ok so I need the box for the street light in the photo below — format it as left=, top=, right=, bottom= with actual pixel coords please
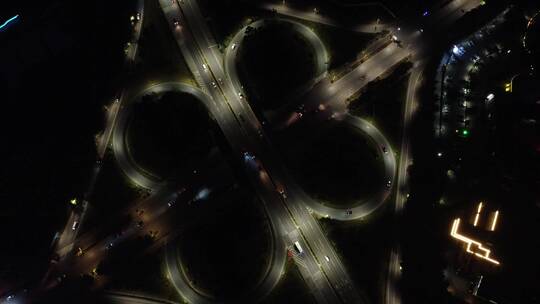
left=70, top=198, right=78, bottom=205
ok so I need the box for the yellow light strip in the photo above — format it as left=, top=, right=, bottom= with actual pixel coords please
left=473, top=213, right=480, bottom=226
left=490, top=211, right=499, bottom=231
left=473, top=202, right=483, bottom=226
left=450, top=218, right=500, bottom=265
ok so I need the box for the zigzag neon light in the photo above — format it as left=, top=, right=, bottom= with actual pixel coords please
left=450, top=218, right=500, bottom=265
left=0, top=15, right=19, bottom=30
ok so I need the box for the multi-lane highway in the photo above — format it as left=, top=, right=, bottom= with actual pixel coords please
left=268, top=32, right=414, bottom=130
left=159, top=0, right=364, bottom=303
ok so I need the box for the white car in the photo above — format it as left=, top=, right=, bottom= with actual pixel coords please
left=231, top=43, right=237, bottom=50
left=72, top=221, right=79, bottom=230
left=294, top=241, right=304, bottom=254
left=202, top=63, right=208, bottom=70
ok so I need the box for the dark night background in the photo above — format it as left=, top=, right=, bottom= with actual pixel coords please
left=0, top=0, right=133, bottom=299
left=0, top=0, right=538, bottom=303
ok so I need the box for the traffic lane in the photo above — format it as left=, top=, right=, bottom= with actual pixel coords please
left=270, top=42, right=411, bottom=127
left=162, top=2, right=296, bottom=302
left=256, top=147, right=361, bottom=302
left=179, top=0, right=226, bottom=81
left=238, top=122, right=344, bottom=302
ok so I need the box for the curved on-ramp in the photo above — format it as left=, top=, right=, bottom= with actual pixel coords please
left=307, top=114, right=396, bottom=220
left=115, top=82, right=286, bottom=303
left=224, top=17, right=329, bottom=110
left=113, top=82, right=214, bottom=191
left=165, top=230, right=285, bottom=304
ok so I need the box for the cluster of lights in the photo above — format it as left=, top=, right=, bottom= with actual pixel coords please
left=450, top=202, right=501, bottom=265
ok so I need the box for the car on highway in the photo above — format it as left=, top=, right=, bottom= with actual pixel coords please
left=325, top=255, right=330, bottom=262
left=294, top=241, right=304, bottom=254
left=382, top=146, right=388, bottom=154
left=202, top=63, right=208, bottom=70
left=238, top=92, right=244, bottom=99
left=72, top=221, right=79, bottom=230
left=386, top=180, right=392, bottom=188
left=231, top=43, right=236, bottom=50
left=173, top=18, right=180, bottom=27
left=168, top=200, right=175, bottom=207
left=211, top=81, right=217, bottom=88
left=277, top=187, right=287, bottom=199
left=243, top=151, right=255, bottom=162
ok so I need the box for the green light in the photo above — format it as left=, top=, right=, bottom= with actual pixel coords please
left=462, top=129, right=469, bottom=136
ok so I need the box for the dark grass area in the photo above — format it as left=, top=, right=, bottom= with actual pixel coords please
left=82, top=154, right=140, bottom=234
left=198, top=0, right=260, bottom=44
left=96, top=237, right=180, bottom=302
left=261, top=260, right=315, bottom=304
left=132, top=0, right=193, bottom=85
left=177, top=188, right=272, bottom=300
left=320, top=207, right=394, bottom=304
left=282, top=121, right=385, bottom=207
left=127, top=91, right=215, bottom=181
left=348, top=61, right=412, bottom=146
left=237, top=20, right=316, bottom=111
